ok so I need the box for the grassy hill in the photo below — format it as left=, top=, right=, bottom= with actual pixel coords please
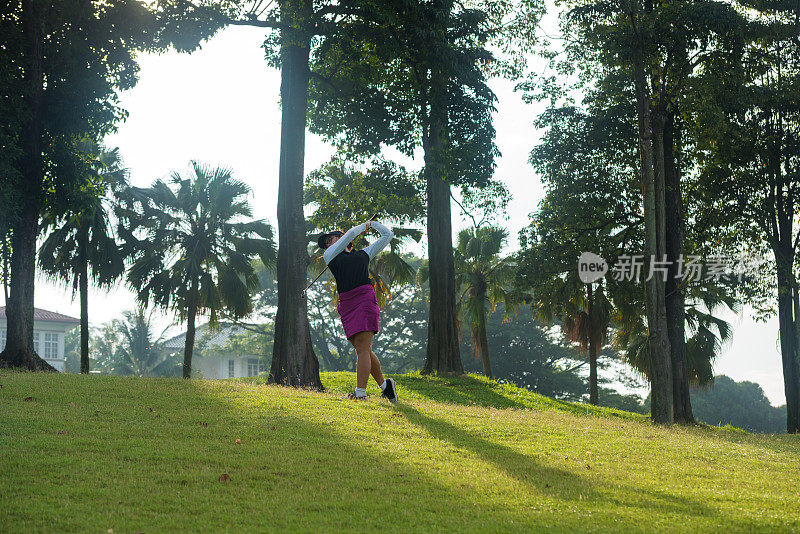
left=1, top=371, right=798, bottom=533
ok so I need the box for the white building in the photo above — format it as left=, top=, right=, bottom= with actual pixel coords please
left=163, top=322, right=266, bottom=379
left=0, top=307, right=80, bottom=372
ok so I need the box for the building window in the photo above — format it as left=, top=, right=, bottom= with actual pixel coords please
left=33, top=332, right=40, bottom=354
left=247, top=358, right=263, bottom=377
left=43, top=332, right=59, bottom=359
left=0, top=329, right=5, bottom=350
left=228, top=359, right=235, bottom=378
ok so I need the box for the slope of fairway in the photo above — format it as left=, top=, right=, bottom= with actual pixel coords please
left=1, top=371, right=798, bottom=533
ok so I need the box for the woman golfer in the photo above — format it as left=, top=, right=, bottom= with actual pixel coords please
left=318, top=219, right=397, bottom=402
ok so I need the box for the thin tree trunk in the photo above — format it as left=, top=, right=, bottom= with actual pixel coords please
left=663, top=115, right=693, bottom=423
left=183, top=279, right=199, bottom=379
left=79, top=225, right=89, bottom=374
left=472, top=287, right=492, bottom=379
left=2, top=237, right=9, bottom=303
left=479, top=322, right=491, bottom=379
left=0, top=0, right=54, bottom=372
left=632, top=46, right=672, bottom=423
left=776, top=250, right=800, bottom=433
left=269, top=0, right=323, bottom=389
left=588, top=283, right=599, bottom=405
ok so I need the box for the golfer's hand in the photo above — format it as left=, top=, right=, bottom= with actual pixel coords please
left=365, top=220, right=372, bottom=232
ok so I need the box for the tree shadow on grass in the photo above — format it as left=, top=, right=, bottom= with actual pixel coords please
left=394, top=403, right=736, bottom=527
left=397, top=374, right=532, bottom=410
left=396, top=374, right=645, bottom=422
left=395, top=403, right=594, bottom=496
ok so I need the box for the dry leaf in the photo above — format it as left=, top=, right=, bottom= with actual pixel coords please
left=219, top=473, right=231, bottom=482
left=24, top=396, right=33, bottom=402
left=58, top=430, right=68, bottom=435
left=235, top=439, right=241, bottom=444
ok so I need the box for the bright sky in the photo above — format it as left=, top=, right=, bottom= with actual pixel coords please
left=9, top=24, right=785, bottom=406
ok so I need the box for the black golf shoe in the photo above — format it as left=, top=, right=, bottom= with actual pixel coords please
left=381, top=378, right=397, bottom=404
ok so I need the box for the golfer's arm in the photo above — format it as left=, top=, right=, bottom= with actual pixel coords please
left=323, top=223, right=366, bottom=264
left=364, top=221, right=394, bottom=259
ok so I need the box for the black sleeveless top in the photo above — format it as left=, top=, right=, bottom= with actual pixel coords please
left=328, top=249, right=372, bottom=294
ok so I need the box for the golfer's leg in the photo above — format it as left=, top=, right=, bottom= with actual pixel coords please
left=369, top=350, right=384, bottom=386
left=351, top=332, right=373, bottom=390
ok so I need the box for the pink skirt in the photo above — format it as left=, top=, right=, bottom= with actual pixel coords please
left=337, top=284, right=380, bottom=339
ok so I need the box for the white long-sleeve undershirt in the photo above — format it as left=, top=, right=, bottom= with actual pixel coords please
left=323, top=221, right=395, bottom=264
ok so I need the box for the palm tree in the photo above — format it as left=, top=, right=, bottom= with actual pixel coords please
left=125, top=162, right=276, bottom=378
left=453, top=226, right=520, bottom=379
left=38, top=141, right=127, bottom=374
left=112, top=309, right=179, bottom=377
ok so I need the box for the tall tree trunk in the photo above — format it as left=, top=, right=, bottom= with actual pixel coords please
left=0, top=0, right=53, bottom=371
left=587, top=283, right=599, bottom=405
left=183, top=278, right=199, bottom=379
left=422, top=117, right=463, bottom=375
left=776, top=248, right=800, bottom=433
left=269, top=0, right=323, bottom=389
left=663, top=115, right=693, bottom=423
left=632, top=46, right=672, bottom=423
left=79, top=226, right=89, bottom=374
left=793, top=283, right=800, bottom=428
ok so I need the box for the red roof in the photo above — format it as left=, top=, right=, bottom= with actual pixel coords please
left=0, top=306, right=80, bottom=324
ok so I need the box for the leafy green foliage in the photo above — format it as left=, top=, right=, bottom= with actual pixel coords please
left=304, top=157, right=425, bottom=248
left=0, top=0, right=160, bottom=205
left=306, top=0, right=499, bottom=188
left=690, top=375, right=787, bottom=434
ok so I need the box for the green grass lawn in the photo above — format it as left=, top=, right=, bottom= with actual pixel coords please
left=1, top=371, right=797, bottom=533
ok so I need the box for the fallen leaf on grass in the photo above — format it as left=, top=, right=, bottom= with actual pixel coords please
left=219, top=473, right=231, bottom=482
left=24, top=396, right=33, bottom=402
left=235, top=439, right=241, bottom=444
left=69, top=402, right=75, bottom=407
left=58, top=430, right=68, bottom=435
